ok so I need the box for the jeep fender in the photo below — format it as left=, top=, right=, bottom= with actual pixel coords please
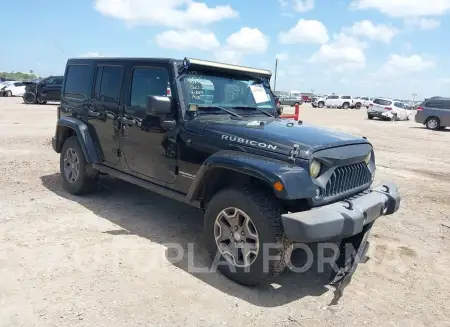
left=187, top=150, right=317, bottom=202
left=54, top=117, right=101, bottom=163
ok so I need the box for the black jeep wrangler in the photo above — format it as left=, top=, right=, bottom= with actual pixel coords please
left=23, top=76, right=63, bottom=104
left=52, top=57, right=400, bottom=293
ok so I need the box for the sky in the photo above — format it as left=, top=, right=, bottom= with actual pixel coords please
left=2, top=0, right=450, bottom=99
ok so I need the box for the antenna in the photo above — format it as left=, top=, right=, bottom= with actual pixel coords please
left=40, top=22, right=69, bottom=58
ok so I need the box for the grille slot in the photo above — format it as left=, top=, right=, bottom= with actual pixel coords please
left=324, top=162, right=371, bottom=198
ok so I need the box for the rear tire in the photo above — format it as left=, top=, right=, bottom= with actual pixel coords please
left=23, top=92, right=37, bottom=104
left=368, top=115, right=374, bottom=120
left=204, top=187, right=290, bottom=286
left=5, top=90, right=12, bottom=97
left=60, top=136, right=99, bottom=195
left=354, top=102, right=361, bottom=109
left=342, top=103, right=349, bottom=109
left=426, top=117, right=440, bottom=130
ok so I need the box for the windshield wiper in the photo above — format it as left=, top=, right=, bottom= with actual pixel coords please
left=232, top=105, right=274, bottom=117
left=197, top=105, right=243, bottom=119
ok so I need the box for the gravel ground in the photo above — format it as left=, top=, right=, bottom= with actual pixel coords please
left=1, top=97, right=450, bottom=327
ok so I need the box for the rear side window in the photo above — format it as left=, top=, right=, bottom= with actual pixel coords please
left=373, top=98, right=392, bottom=106
left=425, top=99, right=450, bottom=109
left=342, top=96, right=351, bottom=99
left=394, top=102, right=405, bottom=109
left=64, top=65, right=91, bottom=96
left=93, top=65, right=123, bottom=103
left=14, top=82, right=24, bottom=87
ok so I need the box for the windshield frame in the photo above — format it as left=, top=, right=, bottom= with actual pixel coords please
left=176, top=68, right=277, bottom=119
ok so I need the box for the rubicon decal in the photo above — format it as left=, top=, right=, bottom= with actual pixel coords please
left=221, top=135, right=277, bottom=150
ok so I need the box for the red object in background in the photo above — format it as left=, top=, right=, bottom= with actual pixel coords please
left=301, top=95, right=310, bottom=102
left=384, top=107, right=392, bottom=110
left=280, top=103, right=300, bottom=120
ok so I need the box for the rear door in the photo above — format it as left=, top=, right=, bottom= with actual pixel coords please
left=90, top=63, right=124, bottom=166
left=425, top=99, right=450, bottom=126
left=40, top=76, right=63, bottom=101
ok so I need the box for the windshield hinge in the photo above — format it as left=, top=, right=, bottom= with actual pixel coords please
left=288, top=144, right=300, bottom=162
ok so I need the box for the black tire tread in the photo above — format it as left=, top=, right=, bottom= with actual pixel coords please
left=60, top=136, right=98, bottom=195
left=205, top=186, right=291, bottom=286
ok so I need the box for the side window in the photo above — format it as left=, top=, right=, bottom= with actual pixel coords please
left=443, top=100, right=450, bottom=109
left=130, top=66, right=169, bottom=109
left=94, top=65, right=122, bottom=103
left=425, top=100, right=442, bottom=108
left=64, top=65, right=91, bottom=96
left=54, top=78, right=63, bottom=85
left=394, top=102, right=405, bottom=108
left=14, top=82, right=24, bottom=87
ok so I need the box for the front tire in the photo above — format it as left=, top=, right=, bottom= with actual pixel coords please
left=204, top=187, right=290, bottom=286
left=60, top=136, right=99, bottom=195
left=318, top=102, right=324, bottom=108
left=342, top=102, right=349, bottom=109
left=355, top=102, right=361, bottom=109
left=368, top=114, right=374, bottom=120
left=5, top=90, right=12, bottom=97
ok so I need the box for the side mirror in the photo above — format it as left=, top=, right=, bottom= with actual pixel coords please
left=146, top=95, right=172, bottom=116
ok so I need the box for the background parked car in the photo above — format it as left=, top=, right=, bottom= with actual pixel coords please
left=279, top=96, right=303, bottom=106
left=415, top=96, right=450, bottom=130
left=0, top=81, right=26, bottom=97
left=367, top=98, right=409, bottom=121
left=23, top=75, right=63, bottom=104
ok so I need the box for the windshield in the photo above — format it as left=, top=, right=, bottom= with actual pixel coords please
left=180, top=72, right=276, bottom=116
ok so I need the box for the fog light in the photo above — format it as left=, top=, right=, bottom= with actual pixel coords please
left=310, top=160, right=321, bottom=178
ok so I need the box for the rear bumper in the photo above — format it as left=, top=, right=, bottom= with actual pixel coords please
left=281, top=181, right=400, bottom=243
left=414, top=112, right=426, bottom=124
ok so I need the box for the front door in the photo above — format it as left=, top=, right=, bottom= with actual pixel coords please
left=90, top=64, right=124, bottom=166
left=121, top=64, right=177, bottom=184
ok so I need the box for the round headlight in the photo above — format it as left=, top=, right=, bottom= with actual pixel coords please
left=364, top=152, right=372, bottom=165
left=310, top=160, right=321, bottom=178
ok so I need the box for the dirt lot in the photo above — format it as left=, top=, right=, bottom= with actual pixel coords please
left=1, top=97, right=449, bottom=327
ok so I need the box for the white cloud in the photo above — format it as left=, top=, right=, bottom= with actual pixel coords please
left=225, top=27, right=269, bottom=53
left=279, top=19, right=329, bottom=44
left=439, top=77, right=450, bottom=84
left=404, top=18, right=441, bottom=30
left=94, top=0, right=238, bottom=29
left=276, top=52, right=290, bottom=61
left=376, top=54, right=435, bottom=76
left=214, top=49, right=242, bottom=65
left=155, top=30, right=220, bottom=50
left=309, top=33, right=367, bottom=71
left=350, top=0, right=450, bottom=17
left=279, top=0, right=315, bottom=12
left=344, top=20, right=399, bottom=43
left=214, top=27, right=269, bottom=64
left=80, top=52, right=104, bottom=57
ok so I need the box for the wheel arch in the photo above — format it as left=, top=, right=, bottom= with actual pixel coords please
left=54, top=117, right=101, bottom=163
left=186, top=150, right=317, bottom=208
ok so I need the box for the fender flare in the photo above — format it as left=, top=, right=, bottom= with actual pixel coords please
left=54, top=117, right=101, bottom=163
left=186, top=150, right=317, bottom=202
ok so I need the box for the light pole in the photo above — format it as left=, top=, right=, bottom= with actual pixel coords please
left=273, top=58, right=278, bottom=92
left=412, top=93, right=417, bottom=102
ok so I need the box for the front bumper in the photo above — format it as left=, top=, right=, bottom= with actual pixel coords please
left=281, top=181, right=400, bottom=243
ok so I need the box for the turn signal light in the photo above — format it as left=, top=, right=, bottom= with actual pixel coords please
left=273, top=181, right=284, bottom=192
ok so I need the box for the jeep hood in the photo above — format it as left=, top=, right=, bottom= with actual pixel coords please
left=197, top=117, right=369, bottom=159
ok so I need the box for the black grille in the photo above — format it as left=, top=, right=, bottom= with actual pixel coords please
left=323, top=162, right=371, bottom=198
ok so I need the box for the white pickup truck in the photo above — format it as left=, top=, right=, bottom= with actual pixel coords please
left=313, top=95, right=361, bottom=109
left=355, top=97, right=373, bottom=108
